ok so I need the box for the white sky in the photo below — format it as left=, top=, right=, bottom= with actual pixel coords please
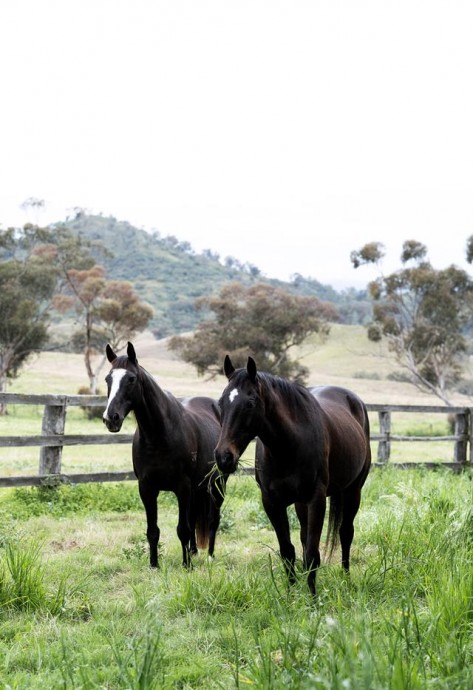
left=1, top=0, right=472, bottom=288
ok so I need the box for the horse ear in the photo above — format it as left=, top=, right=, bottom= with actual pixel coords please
left=127, top=342, right=138, bottom=364
left=223, top=354, right=235, bottom=379
left=247, top=357, right=257, bottom=382
left=106, top=344, right=117, bottom=362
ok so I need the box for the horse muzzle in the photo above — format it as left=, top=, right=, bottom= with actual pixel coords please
left=214, top=447, right=240, bottom=474
left=103, top=413, right=123, bottom=433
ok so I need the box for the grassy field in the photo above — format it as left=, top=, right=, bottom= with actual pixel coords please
left=0, top=469, right=471, bottom=689
left=0, top=327, right=471, bottom=688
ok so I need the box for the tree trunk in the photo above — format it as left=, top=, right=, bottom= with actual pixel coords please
left=0, top=372, right=7, bottom=415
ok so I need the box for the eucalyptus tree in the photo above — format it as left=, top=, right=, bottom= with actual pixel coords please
left=168, top=282, right=339, bottom=383
left=0, top=223, right=153, bottom=403
left=351, top=240, right=473, bottom=404
left=0, top=227, right=53, bottom=407
left=54, top=268, right=153, bottom=393
left=0, top=224, right=96, bottom=410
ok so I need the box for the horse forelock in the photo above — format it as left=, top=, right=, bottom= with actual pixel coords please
left=110, top=354, right=138, bottom=372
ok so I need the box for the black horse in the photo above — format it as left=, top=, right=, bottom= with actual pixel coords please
left=103, top=342, right=228, bottom=568
left=214, top=355, right=371, bottom=595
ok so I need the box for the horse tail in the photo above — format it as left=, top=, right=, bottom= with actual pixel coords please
left=348, top=394, right=372, bottom=470
left=362, top=401, right=372, bottom=470
left=325, top=491, right=343, bottom=560
left=195, top=489, right=210, bottom=550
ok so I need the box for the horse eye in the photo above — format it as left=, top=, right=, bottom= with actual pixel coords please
left=127, top=375, right=136, bottom=385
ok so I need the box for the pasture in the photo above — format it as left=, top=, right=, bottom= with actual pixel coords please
left=0, top=326, right=472, bottom=688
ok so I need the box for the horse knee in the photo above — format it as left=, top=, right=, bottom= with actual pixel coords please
left=177, top=523, right=190, bottom=543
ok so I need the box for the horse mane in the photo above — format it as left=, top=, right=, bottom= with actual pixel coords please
left=262, top=372, right=315, bottom=416
left=111, top=355, right=175, bottom=408
left=231, top=368, right=315, bottom=419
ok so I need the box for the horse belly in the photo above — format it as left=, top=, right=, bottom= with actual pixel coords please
left=327, top=426, right=368, bottom=490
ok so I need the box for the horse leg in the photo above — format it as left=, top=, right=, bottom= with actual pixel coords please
left=138, top=481, right=160, bottom=569
left=188, top=494, right=198, bottom=556
left=261, top=493, right=296, bottom=584
left=208, top=475, right=227, bottom=558
left=339, top=484, right=362, bottom=572
left=176, top=484, right=193, bottom=567
left=295, top=502, right=308, bottom=566
left=304, top=484, right=327, bottom=596
left=207, top=502, right=221, bottom=559
left=208, top=475, right=225, bottom=558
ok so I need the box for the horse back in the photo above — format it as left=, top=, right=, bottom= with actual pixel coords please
left=181, top=395, right=221, bottom=456
left=309, top=385, right=371, bottom=486
left=181, top=395, right=220, bottom=427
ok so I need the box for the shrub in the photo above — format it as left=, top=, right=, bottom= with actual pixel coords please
left=77, top=386, right=104, bottom=420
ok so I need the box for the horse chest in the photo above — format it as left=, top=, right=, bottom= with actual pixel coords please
left=133, top=436, right=198, bottom=487
left=257, top=456, right=319, bottom=504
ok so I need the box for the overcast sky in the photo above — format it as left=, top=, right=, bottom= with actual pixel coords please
left=1, top=0, right=472, bottom=288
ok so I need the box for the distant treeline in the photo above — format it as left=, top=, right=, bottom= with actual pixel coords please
left=63, top=212, right=372, bottom=338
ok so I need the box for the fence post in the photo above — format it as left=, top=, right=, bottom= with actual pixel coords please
left=469, top=409, right=473, bottom=466
left=377, top=409, right=391, bottom=464
left=453, top=410, right=468, bottom=467
left=39, top=399, right=67, bottom=475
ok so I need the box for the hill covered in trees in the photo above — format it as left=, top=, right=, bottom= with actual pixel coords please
left=61, top=212, right=371, bottom=338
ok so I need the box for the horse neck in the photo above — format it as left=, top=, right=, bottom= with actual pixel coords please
left=134, top=370, right=181, bottom=438
left=259, top=377, right=312, bottom=447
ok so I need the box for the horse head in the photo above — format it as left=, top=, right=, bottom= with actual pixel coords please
left=103, top=341, right=141, bottom=432
left=214, top=354, right=263, bottom=474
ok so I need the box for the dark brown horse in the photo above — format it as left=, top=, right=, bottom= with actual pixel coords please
left=214, top=356, right=371, bottom=595
left=103, top=342, right=228, bottom=568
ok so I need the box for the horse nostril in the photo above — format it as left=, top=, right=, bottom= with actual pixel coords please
left=112, top=413, right=120, bottom=423
left=215, top=448, right=238, bottom=474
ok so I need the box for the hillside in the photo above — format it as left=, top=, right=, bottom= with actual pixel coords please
left=59, top=213, right=371, bottom=337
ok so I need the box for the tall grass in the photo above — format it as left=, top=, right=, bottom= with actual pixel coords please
left=0, top=468, right=471, bottom=688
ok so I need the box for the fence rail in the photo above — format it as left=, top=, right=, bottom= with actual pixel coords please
left=0, top=393, right=471, bottom=487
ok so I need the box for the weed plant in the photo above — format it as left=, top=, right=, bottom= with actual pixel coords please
left=0, top=468, right=470, bottom=688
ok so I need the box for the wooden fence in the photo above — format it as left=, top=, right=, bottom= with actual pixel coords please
left=0, top=394, right=471, bottom=488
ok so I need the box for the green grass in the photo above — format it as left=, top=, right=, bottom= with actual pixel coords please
left=0, top=468, right=470, bottom=688
left=0, top=332, right=471, bottom=686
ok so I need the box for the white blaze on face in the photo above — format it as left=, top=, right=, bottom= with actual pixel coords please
left=228, top=388, right=239, bottom=404
left=103, top=369, right=128, bottom=420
